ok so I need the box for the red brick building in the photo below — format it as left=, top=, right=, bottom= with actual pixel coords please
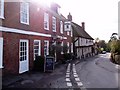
left=0, top=1, right=73, bottom=75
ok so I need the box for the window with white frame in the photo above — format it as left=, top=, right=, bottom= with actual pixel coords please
left=20, top=2, right=29, bottom=25
left=71, top=43, right=73, bottom=53
left=60, top=21, right=63, bottom=34
left=44, top=12, right=49, bottom=30
left=34, top=40, right=41, bottom=60
left=71, top=29, right=73, bottom=37
left=0, top=0, right=4, bottom=19
left=61, top=41, right=63, bottom=54
left=44, top=40, right=49, bottom=57
left=0, top=38, right=3, bottom=68
left=52, top=16, right=56, bottom=32
left=67, top=31, right=69, bottom=35
left=67, top=42, right=69, bottom=53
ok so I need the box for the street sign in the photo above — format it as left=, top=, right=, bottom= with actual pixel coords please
left=44, top=56, right=55, bottom=72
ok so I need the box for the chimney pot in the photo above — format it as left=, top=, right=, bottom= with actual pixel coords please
left=82, top=22, right=85, bottom=30
left=67, top=13, right=72, bottom=21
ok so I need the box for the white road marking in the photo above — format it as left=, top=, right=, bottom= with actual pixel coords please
left=75, top=78, right=80, bottom=81
left=66, top=63, right=85, bottom=89
left=74, top=74, right=78, bottom=77
left=66, top=74, right=70, bottom=77
left=73, top=70, right=76, bottom=72
left=73, top=71, right=76, bottom=73
left=73, top=72, right=77, bottom=74
left=66, top=78, right=71, bottom=81
left=66, top=72, right=70, bottom=75
left=67, top=71, right=70, bottom=73
left=77, top=82, right=83, bottom=86
left=67, top=82, right=72, bottom=86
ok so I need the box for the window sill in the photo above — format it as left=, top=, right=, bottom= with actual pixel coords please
left=20, top=21, right=29, bottom=25
left=44, top=28, right=49, bottom=30
left=52, top=30, right=56, bottom=32
left=0, top=16, right=5, bottom=19
left=0, top=66, right=4, bottom=69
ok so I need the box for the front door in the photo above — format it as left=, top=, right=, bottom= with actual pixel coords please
left=19, top=40, right=29, bottom=74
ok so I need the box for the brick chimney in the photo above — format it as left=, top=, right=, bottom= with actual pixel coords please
left=67, top=13, right=72, bottom=21
left=82, top=22, right=85, bottom=30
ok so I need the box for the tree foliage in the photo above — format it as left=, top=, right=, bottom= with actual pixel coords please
left=110, top=40, right=120, bottom=54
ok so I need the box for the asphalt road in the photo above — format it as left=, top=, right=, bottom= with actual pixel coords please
left=4, top=53, right=120, bottom=89
left=76, top=53, right=119, bottom=89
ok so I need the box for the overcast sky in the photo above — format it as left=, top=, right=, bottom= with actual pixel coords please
left=50, top=0, right=119, bottom=42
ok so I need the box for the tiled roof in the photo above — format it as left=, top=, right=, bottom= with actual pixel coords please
left=72, top=22, right=94, bottom=40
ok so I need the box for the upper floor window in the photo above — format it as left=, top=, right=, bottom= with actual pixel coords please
left=52, top=16, right=56, bottom=32
left=60, top=21, right=63, bottom=34
left=20, top=2, right=29, bottom=25
left=44, top=12, right=49, bottom=30
left=0, top=0, right=4, bottom=19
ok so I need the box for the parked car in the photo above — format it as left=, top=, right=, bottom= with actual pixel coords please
left=102, top=51, right=106, bottom=54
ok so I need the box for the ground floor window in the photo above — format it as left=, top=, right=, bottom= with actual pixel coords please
left=61, top=41, right=63, bottom=54
left=44, top=40, right=49, bottom=57
left=0, top=37, right=3, bottom=68
left=67, top=42, right=69, bottom=53
left=34, top=40, right=41, bottom=60
left=71, top=43, right=73, bottom=53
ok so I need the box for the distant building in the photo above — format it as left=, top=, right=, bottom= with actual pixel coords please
left=71, top=22, right=94, bottom=59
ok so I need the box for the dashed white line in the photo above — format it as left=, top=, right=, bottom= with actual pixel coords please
left=73, top=72, right=77, bottom=74
left=66, top=63, right=85, bottom=89
left=66, top=78, right=71, bottom=81
left=67, top=82, right=72, bottom=86
left=66, top=74, right=70, bottom=77
left=73, top=74, right=78, bottom=77
left=66, top=72, right=70, bottom=75
left=77, top=82, right=83, bottom=86
left=67, top=71, right=70, bottom=73
left=75, top=77, right=80, bottom=81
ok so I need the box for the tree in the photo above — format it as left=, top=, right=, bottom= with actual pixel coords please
left=111, top=40, right=120, bottom=54
left=110, top=33, right=118, bottom=41
left=98, top=40, right=107, bottom=51
left=95, top=37, right=100, bottom=43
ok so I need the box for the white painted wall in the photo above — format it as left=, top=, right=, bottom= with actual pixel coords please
left=0, top=37, right=3, bottom=68
left=79, top=37, right=93, bottom=46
